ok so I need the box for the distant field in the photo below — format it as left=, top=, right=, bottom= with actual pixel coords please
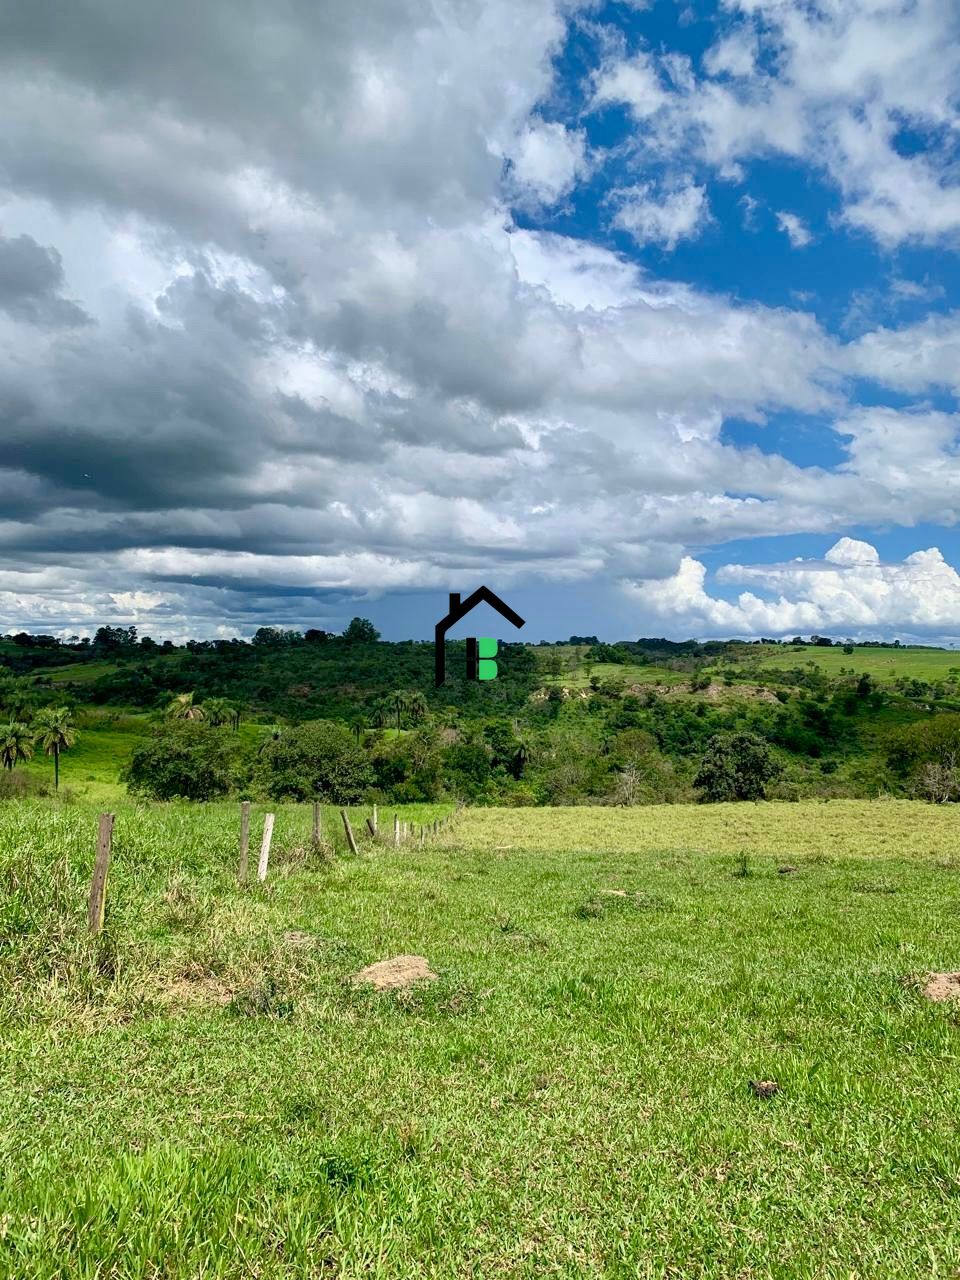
left=33, top=659, right=120, bottom=684
left=2, top=797, right=960, bottom=1276
left=18, top=713, right=273, bottom=804
left=542, top=661, right=686, bottom=689
left=735, top=644, right=960, bottom=682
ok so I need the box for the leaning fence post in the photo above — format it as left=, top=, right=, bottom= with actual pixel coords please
left=341, top=809, right=359, bottom=855
left=365, top=817, right=376, bottom=839
left=312, top=801, right=322, bottom=845
left=239, top=800, right=251, bottom=881
left=88, top=812, right=114, bottom=935
left=257, top=813, right=275, bottom=883
left=394, top=813, right=400, bottom=847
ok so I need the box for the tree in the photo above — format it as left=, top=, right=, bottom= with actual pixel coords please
left=124, top=722, right=241, bottom=801
left=0, top=721, right=34, bottom=772
left=203, top=697, right=231, bottom=727
left=255, top=720, right=373, bottom=802
left=343, top=617, right=380, bottom=644
left=166, top=692, right=205, bottom=721
left=693, top=731, right=781, bottom=803
left=389, top=689, right=408, bottom=733
left=92, top=625, right=138, bottom=654
left=405, top=690, right=429, bottom=725
left=32, top=706, right=78, bottom=790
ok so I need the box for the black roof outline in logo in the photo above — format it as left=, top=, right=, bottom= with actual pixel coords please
left=435, top=587, right=525, bottom=686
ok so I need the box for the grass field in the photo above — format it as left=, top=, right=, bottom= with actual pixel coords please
left=2, top=798, right=960, bottom=1276
left=17, top=713, right=274, bottom=805
left=738, top=644, right=960, bottom=682
left=551, top=661, right=686, bottom=690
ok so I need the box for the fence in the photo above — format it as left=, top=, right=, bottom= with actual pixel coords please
left=85, top=802, right=459, bottom=934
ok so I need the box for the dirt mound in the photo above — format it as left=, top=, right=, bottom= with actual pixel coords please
left=922, top=972, right=960, bottom=1002
left=350, top=955, right=437, bottom=992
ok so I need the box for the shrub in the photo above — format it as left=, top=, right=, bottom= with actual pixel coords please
left=123, top=722, right=241, bottom=800
left=255, top=720, right=373, bottom=802
left=693, top=731, right=782, bottom=803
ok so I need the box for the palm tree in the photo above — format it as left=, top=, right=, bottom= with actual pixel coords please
left=32, top=706, right=77, bottom=790
left=203, top=697, right=230, bottom=727
left=348, top=714, right=366, bottom=746
left=372, top=700, right=391, bottom=730
left=389, top=689, right=408, bottom=733
left=227, top=700, right=244, bottom=732
left=166, top=692, right=205, bottom=721
left=0, top=721, right=34, bottom=772
left=405, top=691, right=429, bottom=725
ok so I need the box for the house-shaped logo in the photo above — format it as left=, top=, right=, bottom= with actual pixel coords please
left=435, top=587, right=525, bottom=687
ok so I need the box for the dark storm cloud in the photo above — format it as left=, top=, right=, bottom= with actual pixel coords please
left=0, top=232, right=89, bottom=326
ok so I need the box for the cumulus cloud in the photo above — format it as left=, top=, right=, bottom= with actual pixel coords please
left=0, top=0, right=956, bottom=639
left=610, top=180, right=710, bottom=249
left=506, top=120, right=589, bottom=204
left=775, top=211, right=813, bottom=248
left=626, top=539, right=960, bottom=639
left=595, top=0, right=960, bottom=247
left=0, top=232, right=90, bottom=326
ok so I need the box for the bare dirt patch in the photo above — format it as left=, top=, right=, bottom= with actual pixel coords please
left=156, top=975, right=234, bottom=1010
left=350, top=955, right=437, bottom=992
left=922, top=972, right=960, bottom=1002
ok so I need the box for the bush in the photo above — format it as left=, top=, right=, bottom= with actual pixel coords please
left=124, top=722, right=241, bottom=800
left=693, top=731, right=782, bottom=803
left=255, top=720, right=373, bottom=803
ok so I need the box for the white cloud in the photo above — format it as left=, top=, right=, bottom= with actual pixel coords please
left=0, top=0, right=956, bottom=639
left=703, top=27, right=758, bottom=79
left=611, top=180, right=710, bottom=249
left=506, top=120, right=588, bottom=204
left=775, top=211, right=813, bottom=248
left=595, top=0, right=960, bottom=247
left=626, top=540, right=960, bottom=638
left=593, top=51, right=668, bottom=119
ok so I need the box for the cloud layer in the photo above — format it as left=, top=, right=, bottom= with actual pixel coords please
left=0, top=0, right=957, bottom=639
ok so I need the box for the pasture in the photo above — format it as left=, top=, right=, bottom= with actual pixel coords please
left=1, top=798, right=959, bottom=1277
left=738, top=643, right=960, bottom=683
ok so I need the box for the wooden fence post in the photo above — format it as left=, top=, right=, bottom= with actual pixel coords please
left=88, top=812, right=114, bottom=935
left=365, top=817, right=376, bottom=839
left=341, top=809, right=359, bottom=855
left=312, top=801, right=321, bottom=845
left=394, top=813, right=400, bottom=847
left=372, top=804, right=378, bottom=835
left=257, top=813, right=275, bottom=883
left=239, top=800, right=251, bottom=881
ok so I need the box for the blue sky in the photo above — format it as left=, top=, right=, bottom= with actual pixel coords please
left=0, top=0, right=959, bottom=642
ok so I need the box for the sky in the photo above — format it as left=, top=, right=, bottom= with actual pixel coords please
left=1, top=0, right=959, bottom=644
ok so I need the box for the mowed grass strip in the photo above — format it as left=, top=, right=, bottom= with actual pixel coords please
left=449, top=799, right=960, bottom=860
left=1, top=800, right=959, bottom=1277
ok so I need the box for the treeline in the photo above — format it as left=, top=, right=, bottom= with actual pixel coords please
left=2, top=622, right=960, bottom=806
left=115, top=679, right=960, bottom=807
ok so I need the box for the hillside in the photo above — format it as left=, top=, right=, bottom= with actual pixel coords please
left=2, top=630, right=959, bottom=806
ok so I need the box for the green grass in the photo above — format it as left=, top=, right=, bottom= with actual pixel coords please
left=31, top=659, right=120, bottom=685
left=740, top=644, right=960, bottom=683
left=18, top=712, right=150, bottom=804
left=17, top=713, right=276, bottom=805
left=543, top=662, right=686, bottom=690
left=2, top=798, right=960, bottom=1276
